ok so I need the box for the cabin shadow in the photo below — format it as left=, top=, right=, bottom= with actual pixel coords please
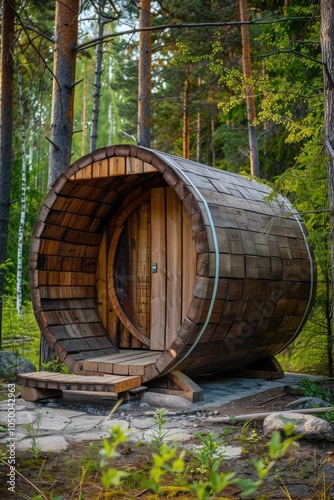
left=18, top=145, right=316, bottom=404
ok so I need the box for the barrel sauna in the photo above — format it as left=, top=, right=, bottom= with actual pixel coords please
left=30, top=144, right=316, bottom=387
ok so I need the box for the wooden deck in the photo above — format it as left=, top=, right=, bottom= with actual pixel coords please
left=18, top=371, right=141, bottom=394
left=82, top=349, right=162, bottom=376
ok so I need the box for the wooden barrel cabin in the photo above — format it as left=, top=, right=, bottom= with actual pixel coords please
left=23, top=145, right=316, bottom=401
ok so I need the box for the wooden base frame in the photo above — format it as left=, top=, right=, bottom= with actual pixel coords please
left=223, top=356, right=284, bottom=381
left=146, top=370, right=203, bottom=403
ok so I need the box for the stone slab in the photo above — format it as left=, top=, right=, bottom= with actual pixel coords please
left=16, top=435, right=69, bottom=452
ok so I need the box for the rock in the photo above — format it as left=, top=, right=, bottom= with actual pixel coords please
left=263, top=412, right=334, bottom=442
left=0, top=351, right=36, bottom=382
left=16, top=435, right=69, bottom=453
left=141, top=392, right=191, bottom=409
left=287, top=397, right=332, bottom=409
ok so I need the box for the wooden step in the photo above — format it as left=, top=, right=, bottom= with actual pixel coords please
left=83, top=349, right=162, bottom=376
left=18, top=371, right=141, bottom=395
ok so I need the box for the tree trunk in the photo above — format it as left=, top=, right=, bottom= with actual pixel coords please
left=16, top=68, right=28, bottom=317
left=48, top=0, right=79, bottom=187
left=43, top=0, right=79, bottom=365
left=239, top=0, right=260, bottom=177
left=0, top=0, right=15, bottom=348
left=325, top=277, right=333, bottom=376
left=321, top=0, right=334, bottom=377
left=137, top=0, right=151, bottom=148
left=81, top=61, right=88, bottom=156
left=90, top=0, right=107, bottom=152
left=183, top=72, right=190, bottom=159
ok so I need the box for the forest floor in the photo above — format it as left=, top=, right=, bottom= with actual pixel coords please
left=1, top=384, right=334, bottom=499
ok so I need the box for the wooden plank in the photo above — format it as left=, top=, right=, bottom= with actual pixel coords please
left=126, top=157, right=144, bottom=174
left=39, top=286, right=96, bottom=300
left=82, top=350, right=161, bottom=373
left=72, top=164, right=92, bottom=180
left=143, top=162, right=157, bottom=173
left=43, top=308, right=101, bottom=325
left=166, top=188, right=182, bottom=348
left=109, top=156, right=125, bottom=176
left=41, top=298, right=96, bottom=311
left=97, top=231, right=108, bottom=329
left=39, top=269, right=95, bottom=287
left=92, top=159, right=109, bottom=177
left=150, top=188, right=166, bottom=350
left=18, top=371, right=141, bottom=394
left=51, top=323, right=109, bottom=340
left=125, top=212, right=137, bottom=346
left=182, top=203, right=196, bottom=319
left=135, top=200, right=151, bottom=341
left=59, top=336, right=115, bottom=352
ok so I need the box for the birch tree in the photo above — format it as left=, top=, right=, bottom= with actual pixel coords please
left=16, top=68, right=28, bottom=317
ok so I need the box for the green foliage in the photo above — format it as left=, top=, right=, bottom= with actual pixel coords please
left=24, top=413, right=43, bottom=460
left=41, top=358, right=69, bottom=374
left=322, top=411, right=334, bottom=425
left=239, top=419, right=260, bottom=444
left=193, top=432, right=226, bottom=474
left=142, top=443, right=186, bottom=494
left=299, top=378, right=332, bottom=402
left=1, top=296, right=40, bottom=369
left=149, top=408, right=171, bottom=453
left=100, top=421, right=300, bottom=499
left=99, top=425, right=129, bottom=489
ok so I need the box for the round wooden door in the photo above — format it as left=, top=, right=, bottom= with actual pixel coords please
left=109, top=187, right=196, bottom=350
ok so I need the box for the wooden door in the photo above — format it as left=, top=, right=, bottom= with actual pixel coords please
left=111, top=187, right=196, bottom=350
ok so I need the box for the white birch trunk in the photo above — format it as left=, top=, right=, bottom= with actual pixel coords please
left=16, top=69, right=28, bottom=317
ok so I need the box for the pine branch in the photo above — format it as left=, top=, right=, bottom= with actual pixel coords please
left=76, top=15, right=313, bottom=52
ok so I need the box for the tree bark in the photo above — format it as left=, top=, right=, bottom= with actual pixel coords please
left=48, top=0, right=79, bottom=187
left=321, top=0, right=334, bottom=377
left=90, top=0, right=107, bottom=152
left=42, top=0, right=79, bottom=365
left=183, top=72, right=190, bottom=159
left=239, top=0, right=260, bottom=177
left=137, top=0, right=151, bottom=148
left=0, top=0, right=15, bottom=348
left=16, top=68, right=28, bottom=317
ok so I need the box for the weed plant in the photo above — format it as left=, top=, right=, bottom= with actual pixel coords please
left=300, top=377, right=332, bottom=402
left=98, top=418, right=301, bottom=499
left=24, top=413, right=42, bottom=459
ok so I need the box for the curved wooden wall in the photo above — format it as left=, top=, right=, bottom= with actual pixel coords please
left=30, top=145, right=316, bottom=380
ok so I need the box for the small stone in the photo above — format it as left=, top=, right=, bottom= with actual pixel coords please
left=287, top=397, right=332, bottom=409
left=139, top=402, right=150, bottom=408
left=101, top=419, right=129, bottom=432
left=263, top=412, right=334, bottom=442
left=130, top=418, right=155, bottom=430
left=141, top=392, right=191, bottom=409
